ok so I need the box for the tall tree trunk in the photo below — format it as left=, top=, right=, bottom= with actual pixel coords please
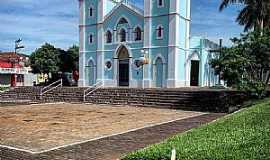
left=265, top=71, right=270, bottom=86
left=260, top=67, right=264, bottom=81
left=260, top=19, right=264, bottom=35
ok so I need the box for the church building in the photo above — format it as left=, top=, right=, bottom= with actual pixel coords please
left=78, top=0, right=219, bottom=88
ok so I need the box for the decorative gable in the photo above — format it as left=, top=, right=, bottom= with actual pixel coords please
left=104, top=1, right=143, bottom=21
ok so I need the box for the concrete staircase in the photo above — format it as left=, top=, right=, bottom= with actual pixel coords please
left=0, top=87, right=41, bottom=106
left=0, top=87, right=247, bottom=112
left=40, top=87, right=85, bottom=103
left=0, top=87, right=41, bottom=101
left=84, top=88, right=246, bottom=112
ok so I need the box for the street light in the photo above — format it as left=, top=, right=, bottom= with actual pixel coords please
left=140, top=49, right=149, bottom=89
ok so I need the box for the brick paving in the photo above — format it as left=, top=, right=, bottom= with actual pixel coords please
left=0, top=113, right=225, bottom=160
left=0, top=103, right=203, bottom=152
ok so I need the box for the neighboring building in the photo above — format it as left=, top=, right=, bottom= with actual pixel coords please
left=78, top=0, right=219, bottom=88
left=189, top=37, right=219, bottom=87
left=0, top=52, right=35, bottom=87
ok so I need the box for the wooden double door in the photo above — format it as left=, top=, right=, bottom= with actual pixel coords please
left=118, top=59, right=129, bottom=86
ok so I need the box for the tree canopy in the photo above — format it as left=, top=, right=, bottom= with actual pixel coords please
left=219, top=0, right=270, bottom=31
left=30, top=43, right=60, bottom=74
left=63, top=45, right=79, bottom=72
left=30, top=43, right=79, bottom=75
left=211, top=29, right=270, bottom=96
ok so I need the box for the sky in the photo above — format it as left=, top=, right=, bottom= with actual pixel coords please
left=0, top=0, right=243, bottom=55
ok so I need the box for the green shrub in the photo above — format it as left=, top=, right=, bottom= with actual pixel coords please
left=238, top=81, right=266, bottom=98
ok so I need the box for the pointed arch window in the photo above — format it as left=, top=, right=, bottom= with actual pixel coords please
left=119, top=28, right=126, bottom=42
left=156, top=25, right=164, bottom=39
left=89, top=34, right=94, bottom=44
left=157, top=0, right=164, bottom=7
left=89, top=7, right=94, bottom=17
left=106, top=30, right=112, bottom=43
left=134, top=27, right=142, bottom=41
left=118, top=17, right=128, bottom=24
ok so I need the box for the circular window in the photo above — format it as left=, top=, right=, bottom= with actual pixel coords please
left=133, top=59, right=142, bottom=69
left=105, top=60, right=112, bottom=70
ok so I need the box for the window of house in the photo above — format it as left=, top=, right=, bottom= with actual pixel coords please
left=106, top=30, right=112, bottom=43
left=158, top=0, right=164, bottom=7
left=16, top=75, right=24, bottom=83
left=119, top=29, right=126, bottom=42
left=89, top=34, right=94, bottom=44
left=134, top=27, right=142, bottom=41
left=156, top=25, right=164, bottom=39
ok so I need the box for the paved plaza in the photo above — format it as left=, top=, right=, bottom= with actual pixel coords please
left=0, top=103, right=204, bottom=153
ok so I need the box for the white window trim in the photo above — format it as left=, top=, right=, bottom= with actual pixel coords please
left=157, top=0, right=164, bottom=8
left=156, top=25, right=164, bottom=40
left=88, top=33, right=94, bottom=44
left=133, top=25, right=143, bottom=42
left=118, top=28, right=127, bottom=42
left=86, top=57, right=96, bottom=67
left=114, top=16, right=131, bottom=30
left=105, top=29, right=113, bottom=44
left=88, top=5, right=94, bottom=18
left=104, top=59, right=113, bottom=71
left=133, top=59, right=143, bottom=70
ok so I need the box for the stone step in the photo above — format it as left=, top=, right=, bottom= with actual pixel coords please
left=0, top=86, right=247, bottom=113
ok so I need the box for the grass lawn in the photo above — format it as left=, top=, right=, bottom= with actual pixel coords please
left=122, top=98, right=270, bottom=160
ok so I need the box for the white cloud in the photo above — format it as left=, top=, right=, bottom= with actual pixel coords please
left=0, top=0, right=79, bottom=54
left=0, top=0, right=243, bottom=53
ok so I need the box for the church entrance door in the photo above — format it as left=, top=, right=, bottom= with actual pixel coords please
left=190, top=60, right=199, bottom=86
left=154, top=57, right=163, bottom=88
left=86, top=60, right=96, bottom=86
left=118, top=47, right=129, bottom=87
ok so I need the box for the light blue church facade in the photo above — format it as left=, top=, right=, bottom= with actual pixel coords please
left=78, top=0, right=219, bottom=88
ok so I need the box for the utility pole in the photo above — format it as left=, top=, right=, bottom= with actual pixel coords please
left=218, top=39, right=223, bottom=85
left=15, top=38, right=24, bottom=54
left=10, top=39, right=24, bottom=87
left=209, top=38, right=223, bottom=86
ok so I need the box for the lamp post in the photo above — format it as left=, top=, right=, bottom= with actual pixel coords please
left=10, top=38, right=24, bottom=87
left=140, top=49, right=149, bottom=89
left=209, top=38, right=223, bottom=86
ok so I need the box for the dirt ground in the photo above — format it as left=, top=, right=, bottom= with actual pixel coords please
left=0, top=103, right=203, bottom=152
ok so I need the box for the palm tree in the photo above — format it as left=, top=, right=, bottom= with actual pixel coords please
left=219, top=0, right=270, bottom=31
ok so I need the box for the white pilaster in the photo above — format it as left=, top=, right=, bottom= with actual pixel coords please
left=96, top=0, right=106, bottom=83
left=113, top=58, right=118, bottom=85
left=167, top=0, right=180, bottom=88
left=97, top=0, right=107, bottom=23
left=167, top=47, right=177, bottom=88
left=142, top=0, right=152, bottom=88
left=96, top=25, right=105, bottom=83
left=143, top=0, right=152, bottom=48
left=78, top=0, right=86, bottom=87
left=185, top=0, right=191, bottom=86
